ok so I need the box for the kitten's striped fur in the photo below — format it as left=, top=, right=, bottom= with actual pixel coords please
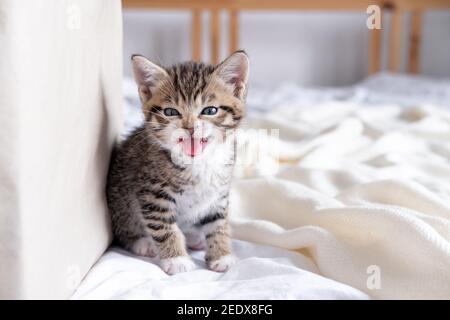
left=106, top=51, right=249, bottom=274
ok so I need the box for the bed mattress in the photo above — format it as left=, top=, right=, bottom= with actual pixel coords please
left=74, top=73, right=450, bottom=299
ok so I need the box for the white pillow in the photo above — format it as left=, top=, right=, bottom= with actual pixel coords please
left=0, top=0, right=123, bottom=299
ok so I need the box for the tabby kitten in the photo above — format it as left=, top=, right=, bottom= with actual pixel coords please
left=106, top=51, right=249, bottom=274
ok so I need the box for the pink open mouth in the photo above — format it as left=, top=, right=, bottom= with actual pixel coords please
left=178, top=136, right=209, bottom=157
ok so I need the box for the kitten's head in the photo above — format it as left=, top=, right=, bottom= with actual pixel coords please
left=131, top=51, right=249, bottom=160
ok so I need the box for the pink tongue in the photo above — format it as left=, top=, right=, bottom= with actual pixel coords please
left=182, top=137, right=203, bottom=157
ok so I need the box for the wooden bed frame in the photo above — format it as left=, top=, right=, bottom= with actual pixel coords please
left=123, top=0, right=450, bottom=75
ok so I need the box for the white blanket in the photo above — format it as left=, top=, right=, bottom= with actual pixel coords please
left=231, top=102, right=450, bottom=299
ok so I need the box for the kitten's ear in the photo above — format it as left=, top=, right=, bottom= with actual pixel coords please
left=131, top=55, right=168, bottom=103
left=214, top=50, right=249, bottom=100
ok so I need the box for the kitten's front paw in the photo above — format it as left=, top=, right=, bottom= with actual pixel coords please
left=160, top=256, right=196, bottom=275
left=207, top=255, right=236, bottom=272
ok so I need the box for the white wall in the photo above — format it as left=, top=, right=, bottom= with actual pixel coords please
left=123, top=9, right=450, bottom=87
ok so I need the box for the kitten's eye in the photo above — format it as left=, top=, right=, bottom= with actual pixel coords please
left=201, top=106, right=218, bottom=116
left=163, top=108, right=180, bottom=116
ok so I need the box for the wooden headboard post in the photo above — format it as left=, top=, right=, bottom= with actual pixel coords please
left=190, top=5, right=239, bottom=64
left=388, top=0, right=450, bottom=73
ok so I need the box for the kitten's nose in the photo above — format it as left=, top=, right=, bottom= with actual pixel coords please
left=187, top=128, right=194, bottom=136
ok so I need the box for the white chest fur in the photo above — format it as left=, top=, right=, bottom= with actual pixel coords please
left=175, top=142, right=234, bottom=229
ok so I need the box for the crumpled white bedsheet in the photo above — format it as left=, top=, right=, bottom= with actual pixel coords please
left=72, top=240, right=368, bottom=299
left=245, top=72, right=450, bottom=113
left=73, top=73, right=450, bottom=300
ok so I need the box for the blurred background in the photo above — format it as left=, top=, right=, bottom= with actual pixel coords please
left=123, top=7, right=450, bottom=87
